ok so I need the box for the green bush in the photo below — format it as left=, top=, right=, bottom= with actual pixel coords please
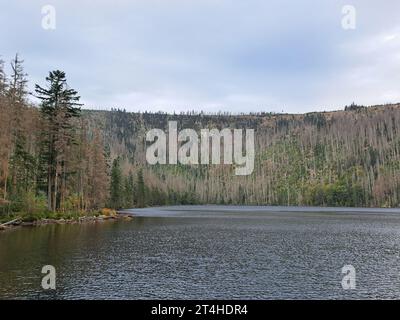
left=21, top=192, right=47, bottom=214
left=62, top=194, right=81, bottom=211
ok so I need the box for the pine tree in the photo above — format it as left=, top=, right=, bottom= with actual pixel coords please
left=136, top=168, right=145, bottom=208
left=123, top=172, right=135, bottom=208
left=110, top=157, right=123, bottom=209
left=35, top=70, right=82, bottom=211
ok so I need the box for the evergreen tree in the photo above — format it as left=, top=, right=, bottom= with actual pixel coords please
left=35, top=70, right=82, bottom=211
left=136, top=168, right=145, bottom=208
left=110, top=157, right=123, bottom=209
left=123, top=171, right=135, bottom=208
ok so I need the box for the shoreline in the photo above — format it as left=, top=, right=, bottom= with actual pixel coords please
left=0, top=212, right=134, bottom=232
left=3, top=204, right=400, bottom=232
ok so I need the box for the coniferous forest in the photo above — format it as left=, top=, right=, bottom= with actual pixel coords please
left=1, top=54, right=400, bottom=223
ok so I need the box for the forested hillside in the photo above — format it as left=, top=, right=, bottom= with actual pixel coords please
left=85, top=103, right=400, bottom=208
left=1, top=54, right=400, bottom=219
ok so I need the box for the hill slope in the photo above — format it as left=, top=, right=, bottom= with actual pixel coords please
left=84, top=104, right=400, bottom=207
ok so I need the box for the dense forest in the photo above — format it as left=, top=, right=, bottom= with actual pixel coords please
left=1, top=55, right=400, bottom=222
left=0, top=55, right=113, bottom=220
left=87, top=103, right=400, bottom=208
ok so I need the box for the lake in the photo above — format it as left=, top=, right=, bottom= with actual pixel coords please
left=1, top=205, right=400, bottom=299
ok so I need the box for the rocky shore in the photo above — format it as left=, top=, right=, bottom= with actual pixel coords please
left=0, top=212, right=134, bottom=232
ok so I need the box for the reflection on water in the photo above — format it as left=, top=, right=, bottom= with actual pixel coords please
left=1, top=206, right=400, bottom=299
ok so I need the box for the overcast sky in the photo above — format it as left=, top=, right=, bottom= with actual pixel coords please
left=1, top=0, right=400, bottom=113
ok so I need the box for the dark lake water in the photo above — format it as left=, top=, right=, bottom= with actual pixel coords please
left=1, top=205, right=400, bottom=299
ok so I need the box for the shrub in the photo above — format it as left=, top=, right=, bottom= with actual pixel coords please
left=63, top=194, right=81, bottom=212
left=100, top=208, right=117, bottom=217
left=20, top=191, right=47, bottom=215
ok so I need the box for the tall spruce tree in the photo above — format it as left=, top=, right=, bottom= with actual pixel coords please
left=110, top=157, right=123, bottom=209
left=35, top=70, right=82, bottom=211
left=123, top=171, right=135, bottom=208
left=136, top=168, right=145, bottom=208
